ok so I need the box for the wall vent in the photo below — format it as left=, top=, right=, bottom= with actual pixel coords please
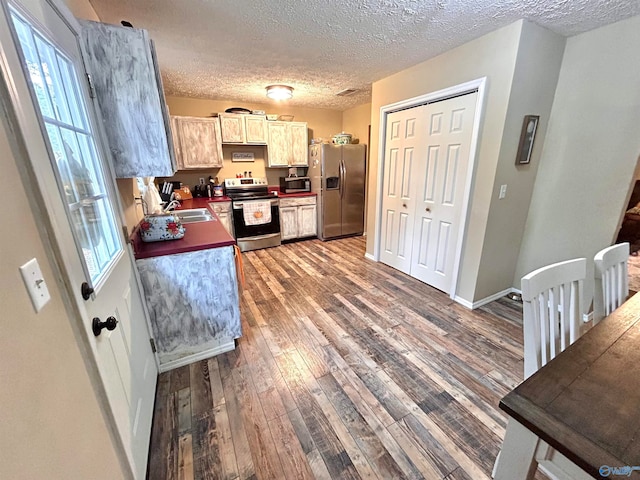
left=336, top=88, right=357, bottom=97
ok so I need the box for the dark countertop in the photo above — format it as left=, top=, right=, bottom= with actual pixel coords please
left=130, top=189, right=316, bottom=260
left=131, top=198, right=235, bottom=260
left=268, top=186, right=317, bottom=199
left=277, top=191, right=317, bottom=199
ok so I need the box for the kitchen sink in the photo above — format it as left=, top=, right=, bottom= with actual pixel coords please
left=175, top=208, right=215, bottom=223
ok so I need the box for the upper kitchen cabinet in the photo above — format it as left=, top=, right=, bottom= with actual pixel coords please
left=267, top=121, right=308, bottom=167
left=289, top=122, right=309, bottom=166
left=219, top=114, right=267, bottom=144
left=172, top=116, right=223, bottom=169
left=80, top=20, right=176, bottom=178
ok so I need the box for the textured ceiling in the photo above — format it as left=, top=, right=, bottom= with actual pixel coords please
left=88, top=0, right=640, bottom=111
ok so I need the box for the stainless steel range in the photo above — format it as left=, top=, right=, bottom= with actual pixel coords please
left=224, top=177, right=281, bottom=252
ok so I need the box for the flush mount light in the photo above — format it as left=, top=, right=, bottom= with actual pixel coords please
left=266, top=85, right=293, bottom=100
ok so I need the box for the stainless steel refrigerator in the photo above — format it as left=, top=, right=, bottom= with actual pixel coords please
left=309, top=143, right=366, bottom=240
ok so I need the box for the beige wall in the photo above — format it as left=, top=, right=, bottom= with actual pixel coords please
left=342, top=102, right=371, bottom=148
left=152, top=96, right=343, bottom=197
left=367, top=21, right=524, bottom=303
left=0, top=1, right=125, bottom=478
left=473, top=22, right=565, bottom=300
left=515, top=15, right=640, bottom=307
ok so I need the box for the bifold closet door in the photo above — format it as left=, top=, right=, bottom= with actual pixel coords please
left=410, top=92, right=477, bottom=293
left=380, top=92, right=477, bottom=294
left=380, top=105, right=428, bottom=273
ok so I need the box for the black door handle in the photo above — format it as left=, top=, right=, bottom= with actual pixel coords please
left=81, top=282, right=94, bottom=300
left=92, top=316, right=118, bottom=336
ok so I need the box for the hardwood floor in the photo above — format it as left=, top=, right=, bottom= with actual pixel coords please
left=147, top=236, right=532, bottom=480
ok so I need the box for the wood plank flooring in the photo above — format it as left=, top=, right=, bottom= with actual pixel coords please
left=147, top=236, right=536, bottom=480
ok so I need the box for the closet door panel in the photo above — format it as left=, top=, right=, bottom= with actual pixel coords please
left=410, top=92, right=477, bottom=293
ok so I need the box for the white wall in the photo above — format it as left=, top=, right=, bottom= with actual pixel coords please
left=515, top=15, right=640, bottom=308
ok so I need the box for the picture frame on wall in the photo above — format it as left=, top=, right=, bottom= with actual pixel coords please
left=515, top=115, right=540, bottom=165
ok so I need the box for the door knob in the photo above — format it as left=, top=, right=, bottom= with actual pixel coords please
left=425, top=207, right=431, bottom=212
left=92, top=316, right=118, bottom=336
left=81, top=282, right=94, bottom=300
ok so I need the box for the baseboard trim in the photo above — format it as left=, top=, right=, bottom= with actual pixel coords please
left=583, top=311, right=593, bottom=324
left=454, top=287, right=516, bottom=310
left=453, top=296, right=474, bottom=309
left=158, top=340, right=236, bottom=373
left=364, top=252, right=376, bottom=261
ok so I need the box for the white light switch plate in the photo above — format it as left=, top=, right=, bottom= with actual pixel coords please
left=19, top=258, right=51, bottom=312
left=499, top=184, right=507, bottom=199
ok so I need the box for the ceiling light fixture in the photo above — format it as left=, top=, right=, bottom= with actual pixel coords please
left=266, top=85, right=293, bottom=100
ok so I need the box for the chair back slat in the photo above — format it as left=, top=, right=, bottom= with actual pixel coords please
left=522, top=258, right=586, bottom=379
left=594, top=243, right=629, bottom=323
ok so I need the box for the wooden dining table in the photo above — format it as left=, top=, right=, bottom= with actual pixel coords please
left=493, top=291, right=640, bottom=479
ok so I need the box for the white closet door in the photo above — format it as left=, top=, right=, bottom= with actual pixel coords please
left=380, top=106, right=427, bottom=273
left=410, top=92, right=477, bottom=292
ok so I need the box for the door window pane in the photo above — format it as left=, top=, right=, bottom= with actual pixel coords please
left=11, top=9, right=122, bottom=285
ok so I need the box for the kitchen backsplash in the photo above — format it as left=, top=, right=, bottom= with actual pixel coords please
left=157, top=145, right=290, bottom=190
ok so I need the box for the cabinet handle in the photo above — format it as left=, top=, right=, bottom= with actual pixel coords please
left=425, top=207, right=431, bottom=212
left=402, top=203, right=407, bottom=208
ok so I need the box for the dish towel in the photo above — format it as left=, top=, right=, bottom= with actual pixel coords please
left=243, top=201, right=272, bottom=226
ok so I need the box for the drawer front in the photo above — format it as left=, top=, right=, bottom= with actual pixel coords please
left=279, top=196, right=316, bottom=208
left=210, top=201, right=231, bottom=213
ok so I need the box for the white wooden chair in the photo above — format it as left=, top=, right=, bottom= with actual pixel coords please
left=594, top=242, right=629, bottom=324
left=493, top=258, right=588, bottom=479
left=521, top=258, right=586, bottom=380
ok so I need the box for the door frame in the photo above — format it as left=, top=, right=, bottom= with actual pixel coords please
left=371, top=77, right=487, bottom=300
left=0, top=0, right=149, bottom=477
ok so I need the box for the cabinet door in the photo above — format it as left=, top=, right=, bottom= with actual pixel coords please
left=244, top=115, right=267, bottom=144
left=267, top=122, right=290, bottom=167
left=298, top=204, right=317, bottom=237
left=280, top=206, right=299, bottom=239
left=80, top=20, right=176, bottom=178
left=289, top=122, right=309, bottom=166
left=217, top=212, right=233, bottom=236
left=220, top=114, right=245, bottom=143
left=211, top=202, right=234, bottom=236
left=170, top=116, right=184, bottom=169
left=175, top=117, right=223, bottom=168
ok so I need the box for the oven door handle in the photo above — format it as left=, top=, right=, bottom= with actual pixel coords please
left=233, top=199, right=279, bottom=209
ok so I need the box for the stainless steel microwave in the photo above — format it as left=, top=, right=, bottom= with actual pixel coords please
left=280, top=176, right=311, bottom=193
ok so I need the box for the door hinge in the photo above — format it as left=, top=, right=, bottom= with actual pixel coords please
left=86, top=73, right=96, bottom=98
left=149, top=338, right=157, bottom=353
left=122, top=225, right=130, bottom=244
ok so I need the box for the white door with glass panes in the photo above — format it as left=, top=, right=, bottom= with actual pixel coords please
left=0, top=1, right=157, bottom=478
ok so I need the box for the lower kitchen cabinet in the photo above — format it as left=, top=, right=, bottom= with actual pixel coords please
left=136, top=246, right=240, bottom=371
left=210, top=201, right=234, bottom=236
left=279, top=196, right=317, bottom=240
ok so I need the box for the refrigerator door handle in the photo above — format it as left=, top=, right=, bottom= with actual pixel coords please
left=339, top=160, right=345, bottom=198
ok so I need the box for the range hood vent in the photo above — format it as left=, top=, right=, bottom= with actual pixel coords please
left=336, top=88, right=357, bottom=97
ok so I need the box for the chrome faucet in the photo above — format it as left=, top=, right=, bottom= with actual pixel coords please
left=163, top=200, right=181, bottom=212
